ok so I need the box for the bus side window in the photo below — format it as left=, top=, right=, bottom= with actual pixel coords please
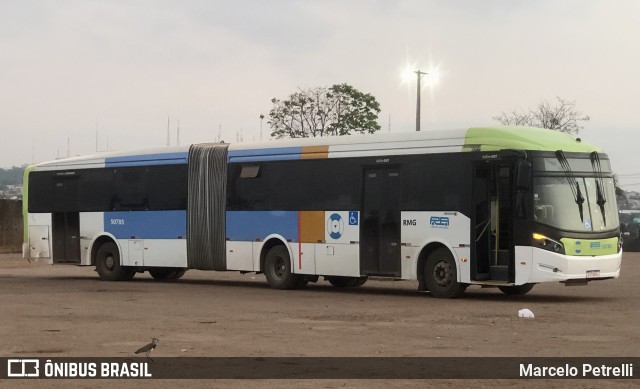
left=113, top=168, right=149, bottom=211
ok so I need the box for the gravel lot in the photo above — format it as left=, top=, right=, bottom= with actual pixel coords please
left=0, top=252, right=638, bottom=388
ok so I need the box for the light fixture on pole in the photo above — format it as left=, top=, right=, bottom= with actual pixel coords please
left=414, top=70, right=428, bottom=132
left=259, top=114, right=265, bottom=141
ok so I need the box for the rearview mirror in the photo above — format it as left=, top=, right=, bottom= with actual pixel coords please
left=515, top=159, right=531, bottom=191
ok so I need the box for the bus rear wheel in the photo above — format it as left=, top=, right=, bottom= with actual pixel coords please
left=498, top=283, right=535, bottom=295
left=264, top=246, right=300, bottom=290
left=95, top=242, right=135, bottom=281
left=424, top=248, right=467, bottom=298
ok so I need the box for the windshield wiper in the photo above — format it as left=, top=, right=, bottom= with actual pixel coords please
left=555, top=150, right=585, bottom=223
left=590, top=151, right=607, bottom=226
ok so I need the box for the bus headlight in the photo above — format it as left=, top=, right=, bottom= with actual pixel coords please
left=532, top=233, right=565, bottom=255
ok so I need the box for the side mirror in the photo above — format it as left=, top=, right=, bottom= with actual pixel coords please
left=515, top=159, right=531, bottom=219
left=515, top=159, right=531, bottom=191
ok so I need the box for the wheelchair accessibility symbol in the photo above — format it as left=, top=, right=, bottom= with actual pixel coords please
left=349, top=211, right=359, bottom=226
left=327, top=213, right=344, bottom=240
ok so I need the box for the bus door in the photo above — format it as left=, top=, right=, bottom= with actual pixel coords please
left=472, top=162, right=513, bottom=282
left=52, top=175, right=80, bottom=263
left=361, top=168, right=401, bottom=276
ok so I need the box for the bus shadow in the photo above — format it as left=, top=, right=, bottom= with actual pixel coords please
left=26, top=275, right=618, bottom=303
left=157, top=277, right=616, bottom=303
left=461, top=289, right=615, bottom=304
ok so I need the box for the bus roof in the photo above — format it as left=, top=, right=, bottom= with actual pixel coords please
left=33, top=126, right=601, bottom=169
left=464, top=126, right=601, bottom=153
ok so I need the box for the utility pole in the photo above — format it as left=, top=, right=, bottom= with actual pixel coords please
left=415, top=70, right=428, bottom=131
left=259, top=114, right=265, bottom=141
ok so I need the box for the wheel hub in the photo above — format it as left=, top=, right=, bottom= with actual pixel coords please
left=274, top=257, right=285, bottom=278
left=105, top=255, right=115, bottom=271
left=433, top=260, right=452, bottom=287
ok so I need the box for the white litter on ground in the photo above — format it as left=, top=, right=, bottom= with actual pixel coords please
left=518, top=308, right=535, bottom=318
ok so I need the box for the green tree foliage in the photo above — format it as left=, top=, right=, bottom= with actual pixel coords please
left=493, top=97, right=590, bottom=134
left=269, top=83, right=381, bottom=138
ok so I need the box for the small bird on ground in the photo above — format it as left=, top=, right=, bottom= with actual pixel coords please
left=135, top=337, right=159, bottom=361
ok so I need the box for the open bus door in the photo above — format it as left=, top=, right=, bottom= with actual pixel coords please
left=472, top=161, right=515, bottom=282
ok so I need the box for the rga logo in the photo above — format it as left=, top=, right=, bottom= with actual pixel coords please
left=429, top=216, right=449, bottom=228
left=7, top=359, right=40, bottom=377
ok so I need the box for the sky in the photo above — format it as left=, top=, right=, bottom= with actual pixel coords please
left=1, top=0, right=639, bottom=188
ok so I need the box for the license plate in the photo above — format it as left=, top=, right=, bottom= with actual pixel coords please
left=586, top=270, right=600, bottom=278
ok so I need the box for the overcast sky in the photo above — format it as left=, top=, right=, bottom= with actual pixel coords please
left=1, top=1, right=639, bottom=187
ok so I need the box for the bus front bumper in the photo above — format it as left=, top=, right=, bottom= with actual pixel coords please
left=516, top=246, right=622, bottom=284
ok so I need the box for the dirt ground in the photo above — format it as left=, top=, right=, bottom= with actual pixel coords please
left=0, top=252, right=638, bottom=388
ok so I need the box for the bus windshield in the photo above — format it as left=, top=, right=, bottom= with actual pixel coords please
left=533, top=176, right=619, bottom=232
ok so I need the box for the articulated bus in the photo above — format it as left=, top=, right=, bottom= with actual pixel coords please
left=22, top=126, right=622, bottom=298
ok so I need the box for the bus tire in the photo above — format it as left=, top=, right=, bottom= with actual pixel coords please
left=120, top=268, right=136, bottom=281
left=95, top=242, right=130, bottom=281
left=326, top=276, right=367, bottom=287
left=498, top=283, right=535, bottom=296
left=350, top=277, right=368, bottom=287
left=424, top=248, right=467, bottom=298
left=149, top=268, right=180, bottom=280
left=295, top=277, right=309, bottom=289
left=172, top=269, right=187, bottom=279
left=264, top=246, right=299, bottom=290
left=326, top=276, right=350, bottom=287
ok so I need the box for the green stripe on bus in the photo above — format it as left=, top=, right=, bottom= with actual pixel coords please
left=463, top=126, right=602, bottom=153
left=22, top=165, right=35, bottom=244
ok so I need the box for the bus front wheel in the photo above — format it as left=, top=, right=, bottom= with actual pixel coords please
left=498, top=283, right=535, bottom=295
left=95, top=242, right=135, bottom=281
left=264, top=246, right=300, bottom=290
left=424, top=248, right=467, bottom=298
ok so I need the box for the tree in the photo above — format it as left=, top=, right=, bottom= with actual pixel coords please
left=268, top=83, right=381, bottom=138
left=0, top=166, right=25, bottom=191
left=495, top=98, right=627, bottom=196
left=493, top=97, right=590, bottom=134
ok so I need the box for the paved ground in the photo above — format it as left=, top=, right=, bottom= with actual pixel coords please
left=0, top=252, right=638, bottom=388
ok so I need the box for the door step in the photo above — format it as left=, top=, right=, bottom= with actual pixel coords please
left=490, top=265, right=509, bottom=280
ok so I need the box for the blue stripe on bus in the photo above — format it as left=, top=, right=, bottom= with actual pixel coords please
left=227, top=147, right=302, bottom=162
left=105, top=152, right=188, bottom=167
left=104, top=211, right=187, bottom=239
left=226, top=211, right=298, bottom=242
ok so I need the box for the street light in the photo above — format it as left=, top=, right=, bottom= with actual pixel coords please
left=414, top=70, right=428, bottom=132
left=259, top=114, right=265, bottom=141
